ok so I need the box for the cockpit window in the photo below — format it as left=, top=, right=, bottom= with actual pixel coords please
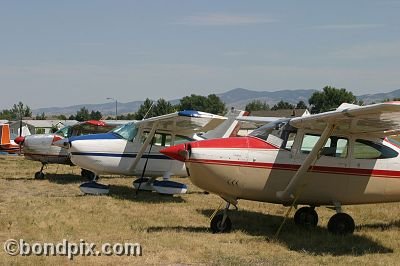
left=55, top=126, right=71, bottom=138
left=249, top=119, right=291, bottom=141
left=112, top=122, right=138, bottom=141
left=250, top=119, right=297, bottom=149
left=300, top=134, right=348, bottom=157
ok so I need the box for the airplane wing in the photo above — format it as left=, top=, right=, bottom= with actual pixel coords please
left=135, top=110, right=227, bottom=135
left=289, top=102, right=400, bottom=136
left=127, top=110, right=226, bottom=172
left=277, top=102, right=400, bottom=201
left=236, top=116, right=282, bottom=124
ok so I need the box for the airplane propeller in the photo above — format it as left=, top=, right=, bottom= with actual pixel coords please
left=14, top=117, right=24, bottom=155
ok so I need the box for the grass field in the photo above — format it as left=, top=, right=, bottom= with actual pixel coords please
left=0, top=155, right=399, bottom=265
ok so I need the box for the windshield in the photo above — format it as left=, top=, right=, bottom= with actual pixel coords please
left=112, top=122, right=138, bottom=141
left=55, top=126, right=71, bottom=138
left=249, top=119, right=290, bottom=141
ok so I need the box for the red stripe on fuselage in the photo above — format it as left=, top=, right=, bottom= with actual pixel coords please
left=188, top=158, right=400, bottom=178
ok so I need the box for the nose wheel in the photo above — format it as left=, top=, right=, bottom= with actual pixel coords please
left=34, top=171, right=45, bottom=179
left=210, top=213, right=232, bottom=233
left=34, top=163, right=46, bottom=179
left=210, top=202, right=234, bottom=233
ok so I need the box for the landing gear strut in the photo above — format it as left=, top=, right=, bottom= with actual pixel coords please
left=34, top=163, right=46, bottom=179
left=294, top=206, right=318, bottom=228
left=210, top=202, right=233, bottom=233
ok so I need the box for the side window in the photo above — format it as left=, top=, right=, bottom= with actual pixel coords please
left=174, top=135, right=194, bottom=145
left=301, top=134, right=348, bottom=158
left=35, top=128, right=45, bottom=134
left=353, top=139, right=398, bottom=159
left=301, top=135, right=321, bottom=154
left=141, top=132, right=172, bottom=147
left=284, top=132, right=296, bottom=150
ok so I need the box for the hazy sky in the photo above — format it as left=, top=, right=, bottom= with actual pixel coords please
left=1, top=1, right=400, bottom=109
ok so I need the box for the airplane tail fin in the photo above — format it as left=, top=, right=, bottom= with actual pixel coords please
left=0, top=124, right=11, bottom=145
left=202, top=108, right=248, bottom=139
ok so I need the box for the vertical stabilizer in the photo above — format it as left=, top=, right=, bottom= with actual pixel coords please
left=202, top=108, right=248, bottom=139
left=0, top=124, right=11, bottom=145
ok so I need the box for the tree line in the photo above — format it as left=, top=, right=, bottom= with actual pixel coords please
left=1, top=86, right=399, bottom=121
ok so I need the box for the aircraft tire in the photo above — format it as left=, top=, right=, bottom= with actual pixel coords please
left=327, top=213, right=355, bottom=235
left=294, top=207, right=318, bottom=228
left=210, top=213, right=232, bottom=233
left=81, top=169, right=96, bottom=181
left=34, top=171, right=45, bottom=179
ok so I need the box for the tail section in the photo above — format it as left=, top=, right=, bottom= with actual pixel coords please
left=202, top=108, right=248, bottom=139
left=0, top=124, right=11, bottom=145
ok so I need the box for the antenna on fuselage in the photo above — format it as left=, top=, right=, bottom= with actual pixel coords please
left=142, top=101, right=155, bottom=120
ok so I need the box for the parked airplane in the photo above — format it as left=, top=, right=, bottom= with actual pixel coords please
left=58, top=109, right=245, bottom=195
left=161, top=102, right=400, bottom=235
left=14, top=120, right=127, bottom=179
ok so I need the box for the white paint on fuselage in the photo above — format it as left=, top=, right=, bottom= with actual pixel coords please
left=23, top=134, right=69, bottom=164
left=70, top=138, right=187, bottom=177
left=186, top=136, right=400, bottom=206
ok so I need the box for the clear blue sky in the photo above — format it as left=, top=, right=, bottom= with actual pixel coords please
left=1, top=0, right=399, bottom=109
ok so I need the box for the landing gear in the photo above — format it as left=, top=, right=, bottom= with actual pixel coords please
left=34, top=171, right=45, bottom=179
left=81, top=169, right=97, bottom=181
left=294, top=206, right=318, bottom=228
left=210, top=202, right=233, bottom=233
left=291, top=204, right=355, bottom=235
left=34, top=163, right=46, bottom=179
left=328, top=213, right=355, bottom=235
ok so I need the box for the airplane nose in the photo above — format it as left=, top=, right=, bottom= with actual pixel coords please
left=160, top=144, right=189, bottom=162
left=14, top=136, right=25, bottom=145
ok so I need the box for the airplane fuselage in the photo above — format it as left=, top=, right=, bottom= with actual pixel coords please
left=23, top=134, right=70, bottom=164
left=166, top=134, right=400, bottom=206
left=69, top=133, right=187, bottom=177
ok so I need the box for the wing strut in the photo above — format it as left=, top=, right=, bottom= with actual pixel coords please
left=276, top=123, right=335, bottom=202
left=128, top=122, right=158, bottom=172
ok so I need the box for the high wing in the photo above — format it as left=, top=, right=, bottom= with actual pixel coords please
left=135, top=110, right=226, bottom=135
left=289, top=102, right=400, bottom=136
left=236, top=116, right=282, bottom=126
left=127, top=110, right=226, bottom=172
left=277, top=102, right=400, bottom=202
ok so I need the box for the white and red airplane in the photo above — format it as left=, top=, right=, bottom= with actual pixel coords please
left=15, top=120, right=127, bottom=179
left=58, top=109, right=245, bottom=195
left=161, top=102, right=400, bottom=235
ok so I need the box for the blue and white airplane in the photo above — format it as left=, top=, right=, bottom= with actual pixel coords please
left=56, top=109, right=245, bottom=195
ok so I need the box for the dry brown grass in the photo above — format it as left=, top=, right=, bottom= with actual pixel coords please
left=0, top=155, right=399, bottom=265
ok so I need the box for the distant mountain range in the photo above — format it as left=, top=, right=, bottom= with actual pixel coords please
left=32, top=88, right=400, bottom=116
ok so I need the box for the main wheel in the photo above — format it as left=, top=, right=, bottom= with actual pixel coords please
left=81, top=169, right=96, bottom=181
left=294, top=207, right=318, bottom=228
left=34, top=171, right=45, bottom=179
left=327, top=213, right=355, bottom=235
left=210, top=213, right=232, bottom=233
